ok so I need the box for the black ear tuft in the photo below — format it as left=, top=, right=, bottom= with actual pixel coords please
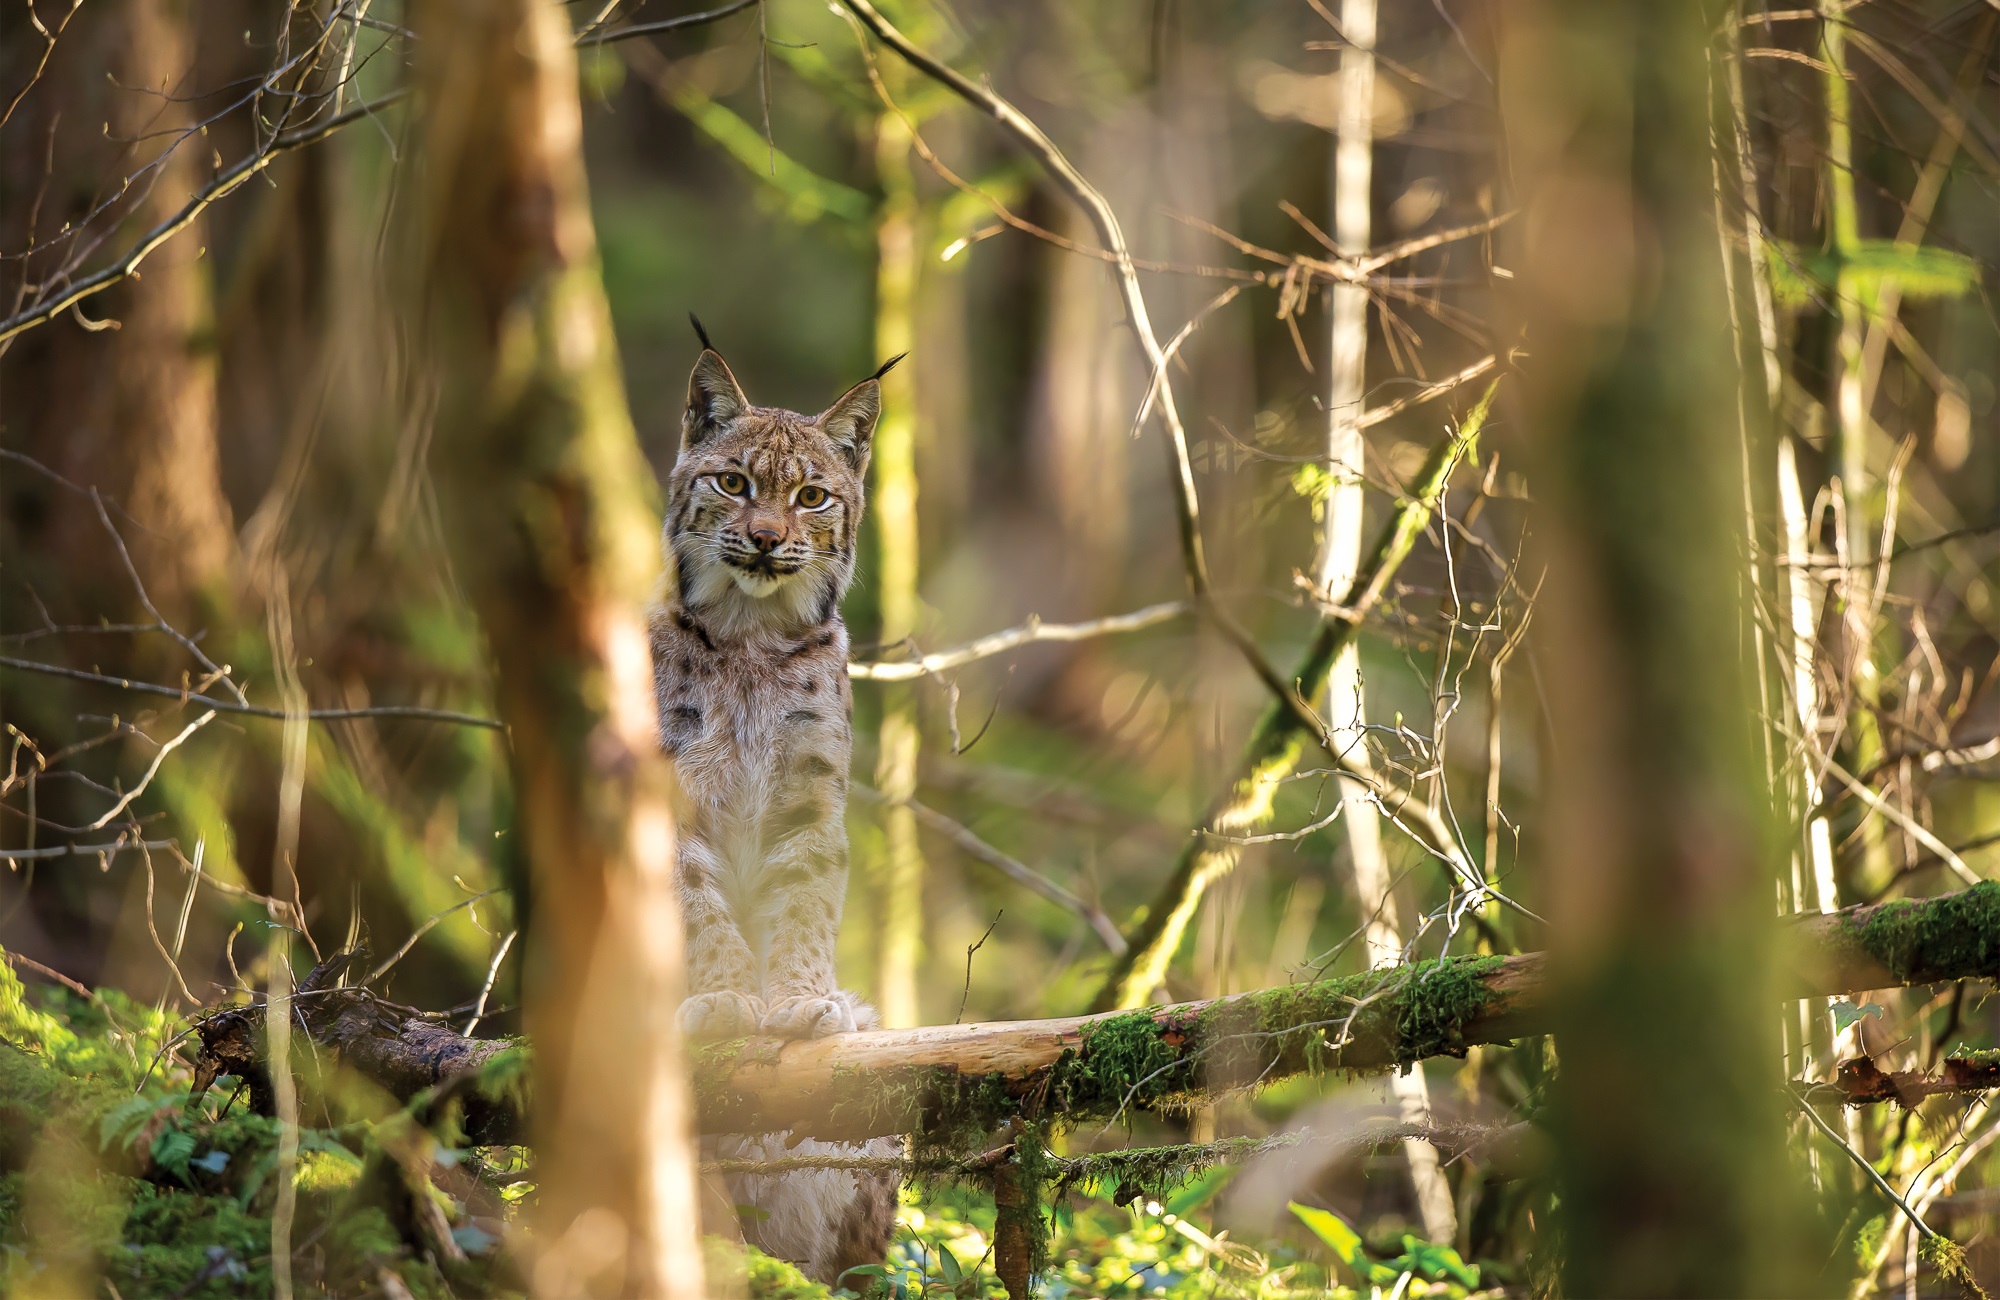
left=818, top=378, right=883, bottom=473
left=869, top=351, right=909, bottom=382
left=683, top=349, right=749, bottom=452
left=689, top=312, right=715, bottom=352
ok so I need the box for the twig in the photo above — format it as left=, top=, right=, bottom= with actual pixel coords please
left=83, top=711, right=218, bottom=831
left=577, top=0, right=759, bottom=45
left=1796, top=1088, right=1942, bottom=1238
left=956, top=912, right=1002, bottom=1025
left=462, top=930, right=517, bottom=1036
left=0, top=837, right=178, bottom=861
left=0, top=655, right=502, bottom=729
left=1092, top=391, right=1500, bottom=1012
left=363, top=890, right=504, bottom=987
left=4, top=949, right=100, bottom=1002
left=1353, top=353, right=1500, bottom=431
left=848, top=601, right=1192, bottom=681
left=838, top=0, right=1213, bottom=595
left=0, top=94, right=406, bottom=346
left=853, top=784, right=1127, bottom=954
left=89, top=490, right=246, bottom=706
left=1822, top=755, right=1981, bottom=887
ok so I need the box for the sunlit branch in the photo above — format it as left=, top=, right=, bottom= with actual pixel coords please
left=848, top=601, right=1193, bottom=681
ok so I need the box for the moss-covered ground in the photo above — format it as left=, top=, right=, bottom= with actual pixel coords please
left=0, top=953, right=521, bottom=1298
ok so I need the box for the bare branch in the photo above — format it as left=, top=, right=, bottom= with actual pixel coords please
left=853, top=783, right=1127, bottom=954
left=0, top=655, right=503, bottom=730
left=848, top=601, right=1193, bottom=681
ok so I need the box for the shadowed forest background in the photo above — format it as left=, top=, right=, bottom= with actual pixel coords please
left=2, top=0, right=2000, bottom=1295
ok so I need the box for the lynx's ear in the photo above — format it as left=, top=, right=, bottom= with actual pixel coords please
left=683, top=329, right=749, bottom=451
left=818, top=353, right=901, bottom=472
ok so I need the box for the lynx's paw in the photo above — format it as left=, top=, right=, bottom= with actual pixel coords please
left=760, top=994, right=860, bottom=1039
left=679, top=991, right=765, bottom=1040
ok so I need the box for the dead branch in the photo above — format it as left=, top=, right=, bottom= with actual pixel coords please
left=1801, top=1054, right=2000, bottom=1109
left=848, top=601, right=1193, bottom=681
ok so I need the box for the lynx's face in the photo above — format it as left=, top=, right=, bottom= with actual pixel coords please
left=665, top=348, right=882, bottom=635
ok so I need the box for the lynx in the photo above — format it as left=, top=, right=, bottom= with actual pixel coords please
left=651, top=319, right=902, bottom=1283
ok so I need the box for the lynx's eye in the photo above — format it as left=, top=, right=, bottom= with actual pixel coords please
left=715, top=471, right=749, bottom=497
left=795, top=485, right=830, bottom=510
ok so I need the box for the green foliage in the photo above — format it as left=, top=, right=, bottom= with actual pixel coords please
left=0, top=958, right=517, bottom=1298
left=1848, top=881, right=2000, bottom=984
left=669, top=84, right=871, bottom=225
left=1290, top=1202, right=1480, bottom=1294
left=1765, top=239, right=1979, bottom=307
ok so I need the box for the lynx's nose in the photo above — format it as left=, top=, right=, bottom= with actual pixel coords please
left=749, top=526, right=783, bottom=552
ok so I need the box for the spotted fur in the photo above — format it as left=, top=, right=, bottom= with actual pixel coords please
left=652, top=336, right=898, bottom=1281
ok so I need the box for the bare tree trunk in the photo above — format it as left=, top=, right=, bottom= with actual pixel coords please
left=1320, top=0, right=1455, bottom=1245
left=872, top=107, right=926, bottom=1030
left=1500, top=0, right=1816, bottom=1288
left=406, top=0, right=704, bottom=1293
left=1818, top=5, right=1892, bottom=897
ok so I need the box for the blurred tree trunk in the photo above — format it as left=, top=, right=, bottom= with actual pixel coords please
left=1319, top=0, right=1455, bottom=1245
left=872, top=106, right=926, bottom=1030
left=1, top=0, right=236, bottom=624
left=405, top=0, right=704, bottom=1294
left=1499, top=0, right=1816, bottom=1289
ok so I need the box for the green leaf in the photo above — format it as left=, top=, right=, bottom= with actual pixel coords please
left=1831, top=1000, right=1885, bottom=1033
left=150, top=1127, right=197, bottom=1180
left=1165, top=1164, right=1238, bottom=1218
left=1844, top=241, right=1979, bottom=301
left=1290, top=1201, right=1369, bottom=1271
left=1763, top=239, right=1978, bottom=308
left=1390, top=1234, right=1482, bottom=1288
left=98, top=1093, right=166, bottom=1153
left=935, top=1248, right=963, bottom=1284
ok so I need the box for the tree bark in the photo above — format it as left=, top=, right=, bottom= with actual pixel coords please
left=1499, top=0, right=1818, bottom=1287
left=871, top=105, right=926, bottom=1030
left=406, top=0, right=704, bottom=1293
left=1319, top=0, right=1456, bottom=1246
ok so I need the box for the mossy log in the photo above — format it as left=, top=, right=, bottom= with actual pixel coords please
left=196, top=885, right=2000, bottom=1146
left=190, top=951, right=523, bottom=1144
left=695, top=884, right=2000, bottom=1142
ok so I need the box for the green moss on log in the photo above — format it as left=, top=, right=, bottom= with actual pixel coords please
left=698, top=952, right=1509, bottom=1151
left=1850, top=882, right=2000, bottom=985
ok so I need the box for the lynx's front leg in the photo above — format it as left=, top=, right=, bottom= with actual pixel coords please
left=677, top=832, right=765, bottom=1039
left=756, top=810, right=857, bottom=1039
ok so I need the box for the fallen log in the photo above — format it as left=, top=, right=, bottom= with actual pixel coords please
left=190, top=950, right=524, bottom=1144
left=189, top=883, right=2000, bottom=1145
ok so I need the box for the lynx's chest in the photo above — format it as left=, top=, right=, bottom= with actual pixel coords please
left=649, top=607, right=853, bottom=821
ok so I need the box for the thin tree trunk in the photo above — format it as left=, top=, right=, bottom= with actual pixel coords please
left=1320, top=0, right=1455, bottom=1244
left=1501, top=0, right=1816, bottom=1287
left=872, top=108, right=926, bottom=1030
left=406, top=0, right=704, bottom=1293
left=1719, top=11, right=1844, bottom=1065
left=1819, top=3, right=1892, bottom=896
